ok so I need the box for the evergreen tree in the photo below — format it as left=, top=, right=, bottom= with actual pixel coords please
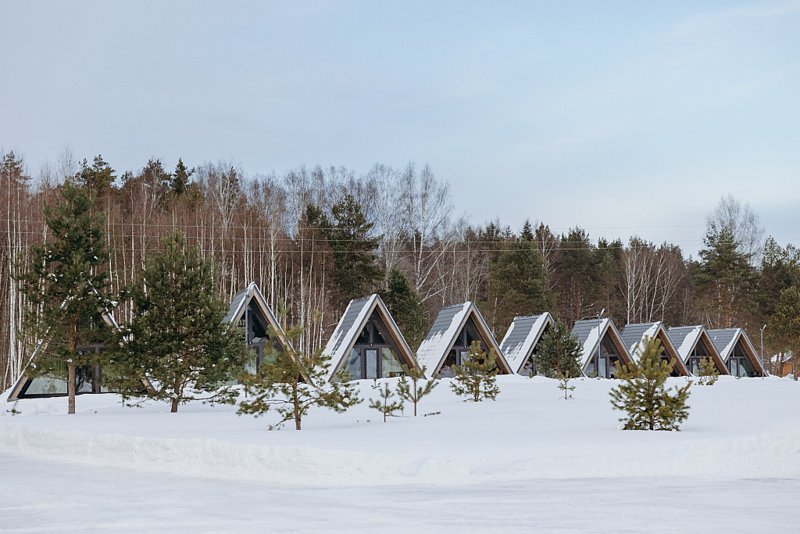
left=396, top=365, right=438, bottom=416
left=609, top=337, right=691, bottom=431
left=74, top=155, right=116, bottom=198
left=771, top=286, right=800, bottom=379
left=381, top=269, right=427, bottom=348
left=114, top=232, right=251, bottom=412
left=171, top=158, right=194, bottom=195
left=697, top=357, right=719, bottom=386
left=485, top=223, right=550, bottom=335
left=555, top=227, right=601, bottom=324
left=534, top=320, right=582, bottom=379
left=323, top=195, right=381, bottom=309
left=696, top=226, right=757, bottom=327
left=450, top=341, right=500, bottom=402
left=368, top=380, right=404, bottom=422
left=557, top=375, right=575, bottom=400
left=20, top=182, right=112, bottom=414
left=1, top=151, right=31, bottom=188
left=238, top=327, right=362, bottom=430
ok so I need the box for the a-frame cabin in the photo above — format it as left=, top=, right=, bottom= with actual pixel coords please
left=571, top=318, right=633, bottom=378
left=416, top=302, right=512, bottom=378
left=708, top=328, right=767, bottom=377
left=621, top=321, right=690, bottom=376
left=7, top=310, right=128, bottom=402
left=667, top=325, right=728, bottom=376
left=323, top=294, right=420, bottom=381
left=499, top=313, right=555, bottom=376
left=224, top=282, right=291, bottom=374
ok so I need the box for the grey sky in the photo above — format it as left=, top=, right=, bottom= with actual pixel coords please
left=1, top=0, right=798, bottom=256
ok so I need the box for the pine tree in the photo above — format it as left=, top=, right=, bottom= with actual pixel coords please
left=74, top=155, right=116, bottom=198
left=557, top=375, right=575, bottom=400
left=324, top=195, right=381, bottom=309
left=696, top=226, right=757, bottom=327
left=450, top=341, right=500, bottom=402
left=171, top=158, right=194, bottom=195
left=397, top=365, right=438, bottom=416
left=368, top=380, right=404, bottom=422
left=113, top=232, right=251, bottom=412
left=484, top=222, right=550, bottom=335
left=381, top=269, right=427, bottom=348
left=697, top=357, right=719, bottom=386
left=771, top=286, right=800, bottom=379
left=238, top=327, right=362, bottom=430
left=20, top=182, right=112, bottom=414
left=534, top=320, right=582, bottom=379
left=609, top=337, right=691, bottom=431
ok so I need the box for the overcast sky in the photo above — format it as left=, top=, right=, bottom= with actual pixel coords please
left=2, top=0, right=799, bottom=257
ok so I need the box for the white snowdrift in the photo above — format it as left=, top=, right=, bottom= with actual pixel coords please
left=2, top=376, right=799, bottom=487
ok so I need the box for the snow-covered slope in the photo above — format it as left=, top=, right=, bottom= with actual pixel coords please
left=3, top=376, right=800, bottom=532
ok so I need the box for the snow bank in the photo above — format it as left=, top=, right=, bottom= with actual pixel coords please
left=2, top=376, right=800, bottom=487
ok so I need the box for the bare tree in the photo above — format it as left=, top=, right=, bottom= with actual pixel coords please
left=707, top=194, right=765, bottom=263
left=400, top=164, right=454, bottom=302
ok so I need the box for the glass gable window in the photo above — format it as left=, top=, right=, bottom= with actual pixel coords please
left=346, top=311, right=408, bottom=379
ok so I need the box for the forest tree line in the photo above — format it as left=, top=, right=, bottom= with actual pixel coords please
left=2, top=149, right=800, bottom=391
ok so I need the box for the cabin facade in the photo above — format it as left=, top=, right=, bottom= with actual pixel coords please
left=571, top=318, right=633, bottom=378
left=499, top=313, right=555, bottom=376
left=621, top=321, right=689, bottom=376
left=416, top=302, right=512, bottom=378
left=667, top=325, right=728, bottom=376
left=708, top=328, right=767, bottom=377
left=224, top=283, right=291, bottom=374
left=323, top=294, right=420, bottom=381
left=7, top=309, right=125, bottom=402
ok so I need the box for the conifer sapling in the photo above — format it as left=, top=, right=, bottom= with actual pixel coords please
left=609, top=337, right=692, bottom=431
left=697, top=357, right=719, bottom=386
left=368, top=380, right=404, bottom=422
left=396, top=365, right=438, bottom=416
left=238, top=327, right=361, bottom=430
left=450, top=341, right=500, bottom=402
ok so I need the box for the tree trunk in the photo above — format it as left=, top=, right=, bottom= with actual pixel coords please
left=67, top=359, right=76, bottom=415
left=171, top=397, right=179, bottom=413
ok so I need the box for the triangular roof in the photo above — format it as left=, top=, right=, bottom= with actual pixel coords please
left=621, top=321, right=689, bottom=376
left=223, top=282, right=291, bottom=351
left=323, top=294, right=420, bottom=381
left=499, top=313, right=555, bottom=374
left=667, top=325, right=728, bottom=374
left=708, top=327, right=767, bottom=376
left=416, top=302, right=512, bottom=378
left=571, top=318, right=632, bottom=374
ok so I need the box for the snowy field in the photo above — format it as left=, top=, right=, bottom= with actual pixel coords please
left=2, top=375, right=799, bottom=533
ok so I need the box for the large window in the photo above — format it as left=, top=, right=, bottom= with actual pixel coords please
left=18, top=345, right=109, bottom=398
left=346, top=312, right=406, bottom=379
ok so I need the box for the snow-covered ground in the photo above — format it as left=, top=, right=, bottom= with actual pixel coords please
left=2, top=375, right=799, bottom=532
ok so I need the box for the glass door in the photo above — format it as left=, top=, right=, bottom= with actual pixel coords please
left=365, top=349, right=379, bottom=379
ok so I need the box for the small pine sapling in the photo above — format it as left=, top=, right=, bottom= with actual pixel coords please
left=238, top=326, right=361, bottom=430
left=396, top=365, right=438, bottom=416
left=368, top=380, right=404, bottom=422
left=557, top=373, right=575, bottom=400
left=609, top=337, right=692, bottom=431
left=450, top=341, right=500, bottom=402
left=697, top=357, right=719, bottom=386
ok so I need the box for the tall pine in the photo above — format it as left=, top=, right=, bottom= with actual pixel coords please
left=114, top=232, right=251, bottom=412
left=324, top=194, right=381, bottom=309
left=20, top=182, right=112, bottom=414
left=381, top=269, right=427, bottom=348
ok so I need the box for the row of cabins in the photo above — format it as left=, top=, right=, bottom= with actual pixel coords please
left=6, top=283, right=767, bottom=401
